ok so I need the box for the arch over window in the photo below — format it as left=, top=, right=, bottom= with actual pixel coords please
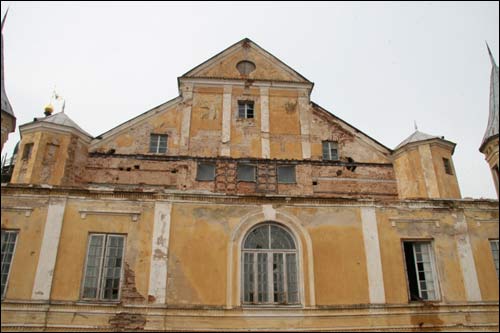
left=242, top=223, right=299, bottom=305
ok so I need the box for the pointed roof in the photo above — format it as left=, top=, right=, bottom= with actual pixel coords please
left=1, top=9, right=14, bottom=117
left=25, top=112, right=93, bottom=138
left=181, top=38, right=312, bottom=84
left=395, top=130, right=443, bottom=150
left=480, top=43, right=499, bottom=152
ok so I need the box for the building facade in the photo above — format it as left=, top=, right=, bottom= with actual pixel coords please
left=1, top=38, right=499, bottom=331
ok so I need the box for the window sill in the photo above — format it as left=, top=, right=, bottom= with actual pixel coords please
left=77, top=299, right=121, bottom=305
left=241, top=304, right=303, bottom=309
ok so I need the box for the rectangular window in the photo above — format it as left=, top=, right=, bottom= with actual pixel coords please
left=490, top=239, right=499, bottom=278
left=1, top=230, right=18, bottom=298
left=238, top=101, right=254, bottom=119
left=277, top=165, right=296, bottom=184
left=82, top=234, right=125, bottom=301
left=443, top=158, right=453, bottom=175
left=237, top=164, right=256, bottom=182
left=149, top=134, right=168, bottom=153
left=196, top=162, right=216, bottom=181
left=403, top=241, right=439, bottom=301
left=322, top=141, right=338, bottom=160
left=22, top=143, right=34, bottom=160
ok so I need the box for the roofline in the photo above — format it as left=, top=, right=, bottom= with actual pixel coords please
left=310, top=101, right=393, bottom=153
left=393, top=138, right=457, bottom=157
left=479, top=133, right=499, bottom=153
left=179, top=37, right=312, bottom=83
left=91, top=96, right=182, bottom=145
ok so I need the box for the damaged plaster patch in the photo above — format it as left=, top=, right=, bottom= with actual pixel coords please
left=109, top=312, right=146, bottom=331
left=262, top=204, right=276, bottom=220
left=121, top=262, right=146, bottom=304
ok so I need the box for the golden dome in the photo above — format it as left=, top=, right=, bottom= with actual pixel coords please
left=44, top=103, right=54, bottom=116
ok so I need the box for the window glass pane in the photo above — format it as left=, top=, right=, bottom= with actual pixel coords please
left=412, top=242, right=437, bottom=300
left=150, top=134, right=168, bottom=153
left=273, top=253, right=285, bottom=303
left=277, top=166, right=296, bottom=184
left=243, top=253, right=254, bottom=303
left=244, top=225, right=270, bottom=249
left=83, top=234, right=104, bottom=299
left=322, top=141, right=338, bottom=160
left=286, top=254, right=298, bottom=303
left=1, top=230, right=18, bottom=298
left=257, top=253, right=268, bottom=303
left=237, top=164, right=256, bottom=182
left=490, top=240, right=499, bottom=278
left=270, top=225, right=295, bottom=249
left=101, top=235, right=124, bottom=300
left=197, top=163, right=216, bottom=181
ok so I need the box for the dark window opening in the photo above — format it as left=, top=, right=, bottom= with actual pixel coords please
left=443, top=158, right=453, bottom=175
left=237, top=164, right=256, bottom=182
left=196, top=163, right=216, bottom=181
left=22, top=143, right=34, bottom=160
left=238, top=101, right=254, bottom=119
left=277, top=166, right=296, bottom=184
left=403, top=241, right=438, bottom=301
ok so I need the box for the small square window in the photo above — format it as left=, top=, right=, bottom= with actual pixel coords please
left=238, top=101, right=254, bottom=119
left=322, top=141, right=338, bottom=161
left=443, top=158, right=453, bottom=175
left=22, top=143, right=34, bottom=160
left=277, top=166, right=296, bottom=184
left=237, top=164, right=256, bottom=182
left=150, top=134, right=168, bottom=154
left=196, top=163, right=216, bottom=181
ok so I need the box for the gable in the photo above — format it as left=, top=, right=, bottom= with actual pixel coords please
left=182, top=38, right=311, bottom=83
left=311, top=103, right=392, bottom=163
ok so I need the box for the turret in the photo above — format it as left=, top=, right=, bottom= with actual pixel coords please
left=392, top=130, right=461, bottom=199
left=1, top=9, right=16, bottom=152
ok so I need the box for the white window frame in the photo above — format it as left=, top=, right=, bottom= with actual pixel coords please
left=402, top=240, right=441, bottom=302
left=238, top=101, right=255, bottom=119
left=80, top=233, right=126, bottom=301
left=490, top=239, right=499, bottom=278
left=241, top=223, right=300, bottom=306
left=1, top=230, right=19, bottom=299
left=149, top=134, right=168, bottom=154
left=322, top=141, right=339, bottom=161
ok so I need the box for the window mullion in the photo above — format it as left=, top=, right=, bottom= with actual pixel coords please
left=253, top=252, right=258, bottom=304
left=97, top=235, right=107, bottom=300
left=283, top=253, right=288, bottom=304
left=267, top=251, right=273, bottom=304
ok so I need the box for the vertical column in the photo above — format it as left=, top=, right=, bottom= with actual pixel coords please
left=260, top=86, right=270, bottom=159
left=32, top=197, right=67, bottom=300
left=179, top=83, right=194, bottom=155
left=221, top=85, right=232, bottom=157
left=360, top=207, right=386, bottom=304
left=455, top=211, right=482, bottom=301
left=418, top=144, right=440, bottom=198
left=298, top=91, right=311, bottom=159
left=148, top=202, right=173, bottom=304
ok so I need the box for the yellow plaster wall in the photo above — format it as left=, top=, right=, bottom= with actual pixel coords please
left=377, top=209, right=468, bottom=304
left=230, top=87, right=262, bottom=158
left=189, top=90, right=223, bottom=157
left=269, top=94, right=302, bottom=159
left=0, top=197, right=48, bottom=300
left=430, top=145, right=461, bottom=199
left=50, top=199, right=154, bottom=301
left=393, top=148, right=428, bottom=199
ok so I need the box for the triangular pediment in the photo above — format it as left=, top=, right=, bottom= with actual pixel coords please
left=182, top=38, right=311, bottom=83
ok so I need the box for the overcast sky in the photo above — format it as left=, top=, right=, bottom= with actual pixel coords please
left=1, top=1, right=498, bottom=198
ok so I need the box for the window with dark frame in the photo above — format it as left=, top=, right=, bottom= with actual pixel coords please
left=322, top=141, right=339, bottom=160
left=237, top=164, right=256, bottom=182
left=22, top=143, right=34, bottom=160
left=81, top=234, right=125, bottom=301
left=238, top=101, right=254, bottom=119
left=403, top=241, right=439, bottom=301
left=1, top=230, right=18, bottom=298
left=443, top=158, right=453, bottom=175
left=196, top=163, right=216, bottom=181
left=277, top=166, right=296, bottom=184
left=149, top=134, right=168, bottom=154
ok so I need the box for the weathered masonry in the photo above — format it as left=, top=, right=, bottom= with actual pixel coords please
left=1, top=37, right=499, bottom=332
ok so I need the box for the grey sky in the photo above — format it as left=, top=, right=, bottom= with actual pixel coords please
left=1, top=1, right=498, bottom=198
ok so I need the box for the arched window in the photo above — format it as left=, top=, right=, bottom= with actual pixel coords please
left=242, top=223, right=299, bottom=305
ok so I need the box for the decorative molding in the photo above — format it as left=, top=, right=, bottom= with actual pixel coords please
left=79, top=209, right=141, bottom=222
left=475, top=218, right=499, bottom=226
left=1, top=206, right=33, bottom=217
left=390, top=218, right=440, bottom=227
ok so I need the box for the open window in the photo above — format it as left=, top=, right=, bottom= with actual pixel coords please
left=403, top=241, right=439, bottom=301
